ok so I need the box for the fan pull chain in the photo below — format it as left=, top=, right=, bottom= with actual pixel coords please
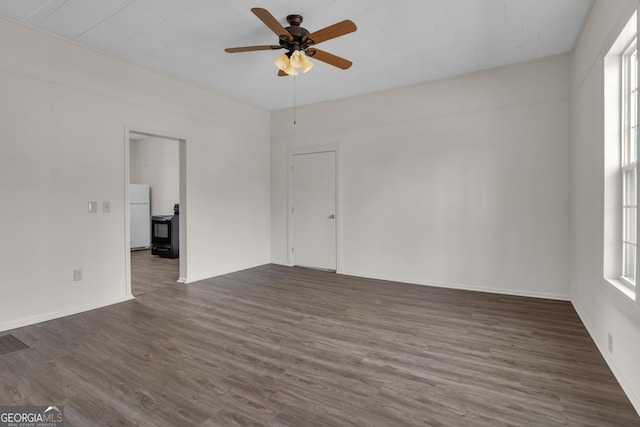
left=293, top=74, right=297, bottom=125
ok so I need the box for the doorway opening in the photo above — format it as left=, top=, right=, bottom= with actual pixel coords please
left=125, top=129, right=187, bottom=297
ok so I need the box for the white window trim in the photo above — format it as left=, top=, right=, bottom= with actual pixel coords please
left=620, top=42, right=637, bottom=290
left=603, top=12, right=638, bottom=302
left=621, top=41, right=637, bottom=166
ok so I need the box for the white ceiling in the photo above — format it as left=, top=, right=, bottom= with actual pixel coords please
left=0, top=0, right=593, bottom=111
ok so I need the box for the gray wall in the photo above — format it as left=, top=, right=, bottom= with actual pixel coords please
left=0, top=16, right=271, bottom=331
left=571, top=0, right=640, bottom=414
left=272, top=55, right=572, bottom=300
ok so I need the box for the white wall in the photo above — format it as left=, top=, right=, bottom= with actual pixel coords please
left=272, top=55, right=572, bottom=300
left=130, top=137, right=179, bottom=216
left=0, top=16, right=271, bottom=332
left=571, top=0, right=640, bottom=413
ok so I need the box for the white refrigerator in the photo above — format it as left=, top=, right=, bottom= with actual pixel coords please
left=130, top=184, right=150, bottom=249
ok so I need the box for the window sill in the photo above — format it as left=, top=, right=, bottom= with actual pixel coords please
left=604, top=278, right=637, bottom=301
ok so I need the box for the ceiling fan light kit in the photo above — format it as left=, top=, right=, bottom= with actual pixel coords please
left=225, top=8, right=356, bottom=76
left=276, top=50, right=313, bottom=75
left=274, top=52, right=297, bottom=75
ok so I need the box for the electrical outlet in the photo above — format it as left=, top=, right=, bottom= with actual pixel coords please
left=88, top=201, right=98, bottom=213
left=102, top=201, right=111, bottom=213
left=608, top=333, right=613, bottom=354
left=73, top=269, right=82, bottom=281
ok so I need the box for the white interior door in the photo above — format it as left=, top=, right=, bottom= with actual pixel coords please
left=293, top=151, right=336, bottom=270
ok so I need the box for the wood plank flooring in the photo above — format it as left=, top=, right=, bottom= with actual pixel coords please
left=1, top=264, right=639, bottom=426
left=131, top=249, right=180, bottom=296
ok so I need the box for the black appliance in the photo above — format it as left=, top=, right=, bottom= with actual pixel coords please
left=151, top=215, right=179, bottom=258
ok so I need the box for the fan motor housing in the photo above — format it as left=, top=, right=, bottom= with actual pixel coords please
left=280, top=14, right=310, bottom=51
left=286, top=14, right=303, bottom=26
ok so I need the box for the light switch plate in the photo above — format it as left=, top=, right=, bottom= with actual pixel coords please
left=102, top=201, right=111, bottom=213
left=88, top=201, right=98, bottom=213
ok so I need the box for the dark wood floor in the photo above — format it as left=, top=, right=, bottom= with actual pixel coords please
left=131, top=249, right=180, bottom=296
left=1, top=264, right=639, bottom=426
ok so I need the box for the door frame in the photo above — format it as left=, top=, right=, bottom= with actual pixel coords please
left=124, top=124, right=188, bottom=297
left=287, top=143, right=343, bottom=272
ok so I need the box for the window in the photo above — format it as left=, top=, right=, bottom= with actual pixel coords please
left=621, top=43, right=637, bottom=288
left=604, top=12, right=637, bottom=300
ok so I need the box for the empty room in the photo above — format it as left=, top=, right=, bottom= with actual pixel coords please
left=1, top=0, right=640, bottom=425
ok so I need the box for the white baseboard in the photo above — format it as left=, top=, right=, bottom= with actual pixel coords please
left=270, top=263, right=570, bottom=300
left=572, top=300, right=640, bottom=416
left=338, top=269, right=571, bottom=301
left=272, top=261, right=293, bottom=267
left=0, top=295, right=135, bottom=334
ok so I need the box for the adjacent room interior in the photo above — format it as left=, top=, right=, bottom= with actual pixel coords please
left=129, top=131, right=181, bottom=296
left=1, top=0, right=640, bottom=425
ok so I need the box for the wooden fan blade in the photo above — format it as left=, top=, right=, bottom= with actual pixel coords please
left=278, top=70, right=288, bottom=77
left=225, top=45, right=282, bottom=53
left=303, top=20, right=356, bottom=46
left=306, top=48, right=352, bottom=70
left=251, top=8, right=293, bottom=42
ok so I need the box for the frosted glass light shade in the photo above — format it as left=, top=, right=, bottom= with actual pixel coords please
left=298, top=52, right=314, bottom=73
left=291, top=50, right=314, bottom=73
left=274, top=52, right=298, bottom=75
left=274, top=53, right=289, bottom=70
left=284, top=62, right=298, bottom=75
left=289, top=50, right=302, bottom=67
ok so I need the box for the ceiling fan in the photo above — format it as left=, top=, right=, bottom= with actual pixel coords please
left=224, top=8, right=357, bottom=76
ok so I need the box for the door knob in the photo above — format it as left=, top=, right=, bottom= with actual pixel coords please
left=328, top=214, right=335, bottom=219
